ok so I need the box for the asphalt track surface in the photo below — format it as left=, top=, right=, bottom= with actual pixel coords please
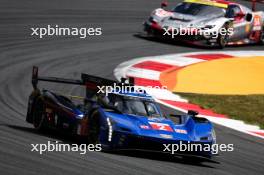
left=0, top=0, right=264, bottom=174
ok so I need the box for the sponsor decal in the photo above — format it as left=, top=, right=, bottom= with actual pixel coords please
left=159, top=134, right=173, bottom=139
left=140, top=125, right=150, bottom=129
left=149, top=122, right=173, bottom=132
left=254, top=15, right=261, bottom=27
left=252, top=15, right=262, bottom=31
left=175, top=129, right=188, bottom=134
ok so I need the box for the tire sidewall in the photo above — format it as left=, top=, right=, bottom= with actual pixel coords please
left=33, top=98, right=46, bottom=131
left=88, top=111, right=101, bottom=144
left=217, top=23, right=230, bottom=48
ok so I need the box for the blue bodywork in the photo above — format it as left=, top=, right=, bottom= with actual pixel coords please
left=88, top=91, right=216, bottom=158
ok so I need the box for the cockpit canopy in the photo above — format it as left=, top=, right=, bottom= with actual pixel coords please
left=101, top=93, right=163, bottom=118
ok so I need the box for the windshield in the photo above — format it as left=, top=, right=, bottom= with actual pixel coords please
left=173, top=2, right=226, bottom=16
left=108, top=94, right=162, bottom=118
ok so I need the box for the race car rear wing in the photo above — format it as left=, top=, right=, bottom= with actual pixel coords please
left=32, top=66, right=82, bottom=89
left=32, top=66, right=134, bottom=97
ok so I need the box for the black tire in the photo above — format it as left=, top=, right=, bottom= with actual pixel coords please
left=26, top=98, right=34, bottom=123
left=217, top=23, right=231, bottom=49
left=88, top=111, right=101, bottom=144
left=26, top=89, right=41, bottom=123
left=33, top=98, right=47, bottom=131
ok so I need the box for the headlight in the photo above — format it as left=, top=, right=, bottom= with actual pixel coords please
left=151, top=10, right=156, bottom=16
left=211, top=129, right=216, bottom=141
left=76, top=114, right=84, bottom=119
left=107, top=118, right=114, bottom=142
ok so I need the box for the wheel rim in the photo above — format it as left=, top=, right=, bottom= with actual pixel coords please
left=220, top=33, right=228, bottom=46
left=218, top=24, right=230, bottom=47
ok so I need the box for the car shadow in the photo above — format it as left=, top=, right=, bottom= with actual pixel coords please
left=105, top=150, right=219, bottom=168
left=7, top=124, right=220, bottom=168
left=6, top=124, right=78, bottom=144
left=134, top=33, right=262, bottom=50
left=133, top=33, right=220, bottom=50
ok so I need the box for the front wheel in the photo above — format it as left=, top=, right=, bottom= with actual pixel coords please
left=87, top=111, right=101, bottom=144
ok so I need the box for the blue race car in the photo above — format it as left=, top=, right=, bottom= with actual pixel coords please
left=26, top=66, right=216, bottom=158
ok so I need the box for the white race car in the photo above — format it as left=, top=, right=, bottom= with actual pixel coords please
left=143, top=0, right=264, bottom=48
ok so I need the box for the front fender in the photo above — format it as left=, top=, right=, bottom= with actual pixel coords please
left=149, top=8, right=173, bottom=23
left=184, top=116, right=214, bottom=141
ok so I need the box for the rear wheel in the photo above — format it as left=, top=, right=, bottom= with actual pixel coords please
left=33, top=98, right=47, bottom=131
left=217, top=23, right=231, bottom=49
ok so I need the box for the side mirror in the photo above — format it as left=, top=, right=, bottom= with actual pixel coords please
left=161, top=1, right=168, bottom=9
left=187, top=110, right=199, bottom=117
left=246, top=13, right=253, bottom=22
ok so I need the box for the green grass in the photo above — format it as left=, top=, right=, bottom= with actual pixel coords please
left=178, top=93, right=264, bottom=129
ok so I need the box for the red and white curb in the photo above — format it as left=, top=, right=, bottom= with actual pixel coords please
left=114, top=51, right=264, bottom=139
